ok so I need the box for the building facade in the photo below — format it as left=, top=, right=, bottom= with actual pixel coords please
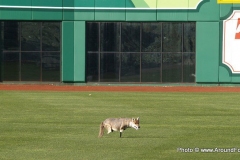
left=0, top=0, right=239, bottom=84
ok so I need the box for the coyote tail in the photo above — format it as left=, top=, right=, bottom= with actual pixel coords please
left=98, top=122, right=104, bottom=138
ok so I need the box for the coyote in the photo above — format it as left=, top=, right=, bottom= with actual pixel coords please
left=98, top=117, right=140, bottom=138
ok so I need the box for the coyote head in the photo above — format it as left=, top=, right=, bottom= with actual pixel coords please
left=130, top=117, right=140, bottom=130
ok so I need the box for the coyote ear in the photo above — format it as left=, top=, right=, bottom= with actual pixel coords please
left=132, top=118, right=135, bottom=121
left=137, top=117, right=139, bottom=120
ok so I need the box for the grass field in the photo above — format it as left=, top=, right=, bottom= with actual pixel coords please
left=1, top=90, right=240, bottom=160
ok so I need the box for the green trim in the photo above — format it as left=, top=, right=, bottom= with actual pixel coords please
left=62, top=22, right=74, bottom=82
left=196, top=22, right=220, bottom=83
left=0, top=0, right=204, bottom=10
left=74, top=21, right=86, bottom=82
left=62, top=21, right=86, bottom=83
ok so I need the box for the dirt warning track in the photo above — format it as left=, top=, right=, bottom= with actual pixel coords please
left=0, top=84, right=240, bottom=92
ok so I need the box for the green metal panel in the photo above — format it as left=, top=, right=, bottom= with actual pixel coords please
left=63, top=0, right=74, bottom=20
left=219, top=66, right=231, bottom=82
left=63, top=10, right=75, bottom=21
left=62, top=21, right=86, bottom=82
left=126, top=0, right=156, bottom=21
left=0, top=0, right=32, bottom=20
left=233, top=4, right=240, bottom=8
left=74, top=10, right=95, bottom=21
left=126, top=0, right=135, bottom=8
left=32, top=9, right=62, bottom=20
left=32, top=0, right=63, bottom=20
left=95, top=10, right=126, bottom=21
left=74, top=21, right=85, bottom=82
left=231, top=75, right=240, bottom=83
left=63, top=0, right=94, bottom=21
left=95, top=0, right=125, bottom=20
left=0, top=0, right=31, bottom=6
left=0, top=9, right=32, bottom=20
left=32, top=0, right=62, bottom=6
left=157, top=0, right=187, bottom=21
left=62, top=0, right=74, bottom=7
left=157, top=11, right=188, bottom=21
left=196, top=22, right=219, bottom=83
left=75, top=0, right=94, bottom=7
left=188, top=0, right=220, bottom=21
left=62, top=21, right=74, bottom=82
left=126, top=10, right=157, bottom=21
left=75, top=0, right=94, bottom=20
left=220, top=4, right=233, bottom=19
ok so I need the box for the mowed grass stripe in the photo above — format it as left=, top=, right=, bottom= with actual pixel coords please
left=0, top=91, right=240, bottom=159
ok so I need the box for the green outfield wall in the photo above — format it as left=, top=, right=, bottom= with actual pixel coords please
left=0, top=0, right=240, bottom=84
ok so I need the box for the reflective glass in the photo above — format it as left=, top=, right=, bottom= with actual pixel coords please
left=3, top=22, right=19, bottom=51
left=100, top=23, right=120, bottom=52
left=162, top=53, right=182, bottom=82
left=21, top=22, right=41, bottom=51
left=87, top=23, right=99, bottom=52
left=121, top=23, right=140, bottom=52
left=42, top=52, right=60, bottom=81
left=183, top=23, right=196, bottom=52
left=87, top=53, right=99, bottom=82
left=183, top=53, right=195, bottom=82
left=86, top=22, right=195, bottom=83
left=141, top=53, right=161, bottom=82
left=42, top=22, right=60, bottom=51
left=3, top=52, right=19, bottom=81
left=2, top=22, right=61, bottom=82
left=162, top=23, right=182, bottom=52
left=121, top=53, right=140, bottom=82
left=21, top=52, right=41, bottom=81
left=142, top=23, right=162, bottom=52
left=100, top=53, right=120, bottom=82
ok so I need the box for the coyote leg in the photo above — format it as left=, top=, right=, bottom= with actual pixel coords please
left=107, top=128, right=111, bottom=134
left=120, top=129, right=123, bottom=138
left=106, top=126, right=112, bottom=134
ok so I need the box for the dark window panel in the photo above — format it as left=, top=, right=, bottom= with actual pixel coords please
left=121, top=23, right=140, bottom=52
left=21, top=52, right=41, bottom=81
left=21, top=22, right=41, bottom=51
left=2, top=22, right=61, bottom=82
left=42, top=52, right=60, bottom=81
left=121, top=53, right=140, bottom=82
left=3, top=22, right=19, bottom=51
left=183, top=53, right=195, bottom=82
left=183, top=23, right=196, bottom=52
left=100, top=23, right=120, bottom=52
left=162, top=53, right=182, bottom=82
left=142, top=23, right=162, bottom=52
left=162, top=23, right=182, bottom=52
left=42, top=22, right=60, bottom=51
left=87, top=23, right=99, bottom=52
left=86, top=22, right=196, bottom=83
left=87, top=53, right=99, bottom=82
left=141, top=53, right=161, bottom=82
left=3, top=52, right=19, bottom=81
left=100, top=53, right=120, bottom=82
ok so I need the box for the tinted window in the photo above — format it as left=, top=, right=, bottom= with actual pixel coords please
left=2, top=22, right=61, bottom=82
left=87, top=22, right=196, bottom=83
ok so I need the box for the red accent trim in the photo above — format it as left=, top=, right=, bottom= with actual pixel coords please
left=235, top=18, right=240, bottom=39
